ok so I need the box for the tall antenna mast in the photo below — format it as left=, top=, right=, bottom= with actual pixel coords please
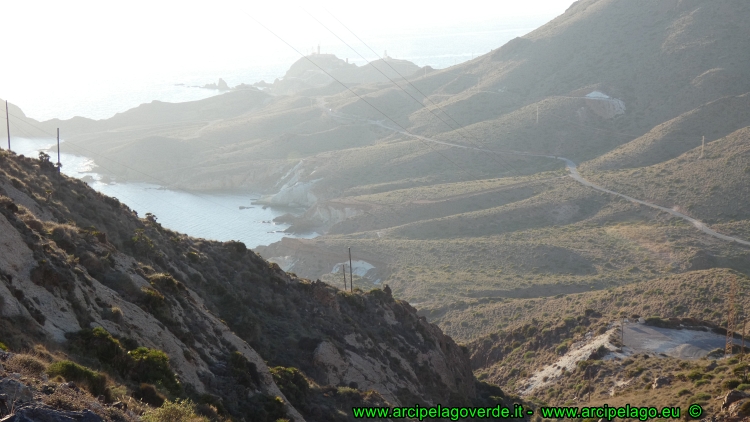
left=349, top=247, right=353, bottom=292
left=5, top=100, right=9, bottom=151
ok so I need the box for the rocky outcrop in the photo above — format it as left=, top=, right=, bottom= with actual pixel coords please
left=0, top=161, right=306, bottom=421
left=651, top=375, right=672, bottom=389
left=0, top=149, right=484, bottom=421
left=723, top=390, right=750, bottom=410
left=2, top=407, right=103, bottom=422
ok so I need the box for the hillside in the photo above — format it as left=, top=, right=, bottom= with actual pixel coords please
left=582, top=93, right=750, bottom=171
left=31, top=0, right=748, bottom=195
left=580, top=126, right=750, bottom=228
left=5, top=0, right=750, bottom=418
left=446, top=270, right=750, bottom=417
left=0, top=150, right=513, bottom=421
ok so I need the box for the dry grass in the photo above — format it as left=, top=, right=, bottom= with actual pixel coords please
left=443, top=269, right=749, bottom=344
left=0, top=349, right=139, bottom=422
left=5, top=354, right=48, bottom=377
left=581, top=126, right=750, bottom=224
left=443, top=269, right=750, bottom=414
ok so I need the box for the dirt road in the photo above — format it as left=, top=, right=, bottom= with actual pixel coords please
left=324, top=106, right=750, bottom=247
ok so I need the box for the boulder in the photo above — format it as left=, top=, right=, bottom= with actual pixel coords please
left=0, top=406, right=103, bottom=421
left=0, top=379, right=33, bottom=403
left=728, top=399, right=750, bottom=418
left=722, top=389, right=750, bottom=409
left=651, top=376, right=672, bottom=389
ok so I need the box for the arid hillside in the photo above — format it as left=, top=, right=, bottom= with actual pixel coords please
left=0, top=150, right=515, bottom=421
left=5, top=1, right=750, bottom=418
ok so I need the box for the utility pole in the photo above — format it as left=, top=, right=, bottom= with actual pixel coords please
left=57, top=128, right=61, bottom=173
left=726, top=275, right=738, bottom=357
left=700, top=136, right=705, bottom=159
left=348, top=247, right=353, bottom=292
left=5, top=100, right=9, bottom=151
left=742, top=316, right=747, bottom=362
left=341, top=264, right=347, bottom=291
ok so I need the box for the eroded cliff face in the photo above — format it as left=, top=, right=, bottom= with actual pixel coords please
left=0, top=173, right=306, bottom=421
left=300, top=282, right=475, bottom=406
left=0, top=151, right=480, bottom=421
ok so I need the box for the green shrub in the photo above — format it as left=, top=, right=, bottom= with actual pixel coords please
left=132, top=383, right=167, bottom=407
left=110, top=307, right=123, bottom=322
left=733, top=363, right=749, bottom=378
left=686, top=370, right=704, bottom=381
left=737, top=383, right=750, bottom=391
left=337, top=386, right=360, bottom=400
left=270, top=367, right=309, bottom=405
left=149, top=273, right=182, bottom=292
left=676, top=388, right=691, bottom=397
left=68, top=327, right=130, bottom=373
left=141, top=287, right=166, bottom=308
left=225, top=240, right=247, bottom=254
left=740, top=400, right=750, bottom=415
left=141, top=286, right=172, bottom=321
left=0, top=342, right=8, bottom=351
left=244, top=394, right=287, bottom=422
left=695, top=379, right=709, bottom=387
left=47, top=360, right=109, bottom=398
left=691, top=392, right=712, bottom=402
left=131, top=229, right=155, bottom=255
left=141, top=399, right=208, bottom=422
left=128, top=347, right=180, bottom=394
left=723, top=379, right=742, bottom=389
left=228, top=351, right=261, bottom=388
left=626, top=366, right=645, bottom=378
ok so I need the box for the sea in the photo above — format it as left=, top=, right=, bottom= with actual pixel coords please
left=4, top=17, right=552, bottom=248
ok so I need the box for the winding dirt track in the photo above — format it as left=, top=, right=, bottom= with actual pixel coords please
left=326, top=107, right=750, bottom=247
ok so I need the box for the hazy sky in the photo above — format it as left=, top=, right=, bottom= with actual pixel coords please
left=2, top=0, right=573, bottom=120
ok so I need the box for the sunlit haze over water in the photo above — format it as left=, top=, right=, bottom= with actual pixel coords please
left=3, top=0, right=572, bottom=121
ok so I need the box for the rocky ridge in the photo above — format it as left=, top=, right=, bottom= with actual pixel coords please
left=0, top=150, right=493, bottom=421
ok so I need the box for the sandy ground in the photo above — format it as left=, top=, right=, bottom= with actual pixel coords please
left=519, top=322, right=735, bottom=395
left=519, top=327, right=622, bottom=395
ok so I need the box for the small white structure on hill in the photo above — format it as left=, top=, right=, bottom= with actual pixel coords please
left=584, top=90, right=626, bottom=118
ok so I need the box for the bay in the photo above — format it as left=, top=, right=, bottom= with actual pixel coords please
left=9, top=137, right=314, bottom=249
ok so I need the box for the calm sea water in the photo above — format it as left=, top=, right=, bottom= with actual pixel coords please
left=11, top=18, right=550, bottom=121
left=10, top=138, right=315, bottom=249
left=5, top=17, right=552, bottom=246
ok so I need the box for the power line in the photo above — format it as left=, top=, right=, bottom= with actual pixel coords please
left=3, top=111, right=280, bottom=234
left=5, top=105, right=450, bottom=250
left=243, top=11, right=487, bottom=184
left=316, top=8, right=526, bottom=177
